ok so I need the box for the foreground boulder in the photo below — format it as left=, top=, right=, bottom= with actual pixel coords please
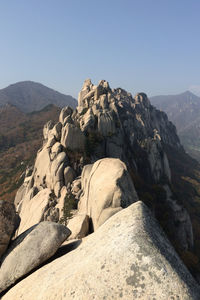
left=0, top=201, right=20, bottom=258
left=0, top=221, right=71, bottom=293
left=2, top=202, right=200, bottom=299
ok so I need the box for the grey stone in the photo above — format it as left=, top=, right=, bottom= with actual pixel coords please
left=16, top=188, right=52, bottom=236
left=0, top=221, right=71, bottom=293
left=64, top=166, right=76, bottom=186
left=78, top=158, right=138, bottom=230
left=80, top=108, right=95, bottom=131
left=59, top=106, right=73, bottom=124
left=61, top=123, right=85, bottom=152
left=51, top=122, right=62, bottom=140
left=0, top=201, right=20, bottom=259
left=3, top=202, right=200, bottom=300
left=67, top=213, right=89, bottom=239
left=97, top=111, right=116, bottom=136
left=43, top=120, right=54, bottom=139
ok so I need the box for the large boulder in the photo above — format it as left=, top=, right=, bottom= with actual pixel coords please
left=2, top=202, right=200, bottom=299
left=50, top=151, right=67, bottom=197
left=78, top=158, right=138, bottom=230
left=78, top=78, right=93, bottom=107
left=0, top=201, right=20, bottom=258
left=31, top=146, right=51, bottom=189
left=17, top=188, right=52, bottom=236
left=61, top=123, right=85, bottom=152
left=43, top=120, right=54, bottom=139
left=97, top=111, right=116, bottom=136
left=59, top=106, right=73, bottom=125
left=0, top=221, right=71, bottom=293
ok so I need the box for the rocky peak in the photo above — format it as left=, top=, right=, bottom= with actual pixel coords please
left=14, top=79, right=192, bottom=252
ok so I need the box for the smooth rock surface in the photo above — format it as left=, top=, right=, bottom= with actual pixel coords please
left=59, top=106, right=73, bottom=124
left=0, top=221, right=71, bottom=293
left=64, top=166, right=76, bottom=186
left=0, top=201, right=19, bottom=258
left=17, top=188, right=52, bottom=236
left=78, top=158, right=138, bottom=230
left=2, top=202, right=200, bottom=300
left=61, top=123, right=85, bottom=151
left=67, top=213, right=89, bottom=239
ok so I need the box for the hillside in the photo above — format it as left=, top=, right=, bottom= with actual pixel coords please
left=0, top=104, right=61, bottom=201
left=151, top=91, right=200, bottom=161
left=0, top=81, right=77, bottom=112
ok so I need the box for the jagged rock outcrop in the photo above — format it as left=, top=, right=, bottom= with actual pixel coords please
left=0, top=201, right=20, bottom=258
left=2, top=202, right=200, bottom=300
left=15, top=79, right=193, bottom=251
left=0, top=221, right=71, bottom=293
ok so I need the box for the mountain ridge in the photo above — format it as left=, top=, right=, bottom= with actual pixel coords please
left=0, top=81, right=77, bottom=113
left=150, top=90, right=200, bottom=162
left=151, top=90, right=200, bottom=102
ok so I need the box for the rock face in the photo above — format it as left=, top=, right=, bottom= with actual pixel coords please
left=0, top=201, right=20, bottom=258
left=0, top=221, right=71, bottom=293
left=16, top=188, right=52, bottom=236
left=61, top=123, right=85, bottom=151
left=163, top=184, right=194, bottom=250
left=2, top=202, right=200, bottom=300
left=78, top=158, right=138, bottom=230
left=15, top=79, right=193, bottom=251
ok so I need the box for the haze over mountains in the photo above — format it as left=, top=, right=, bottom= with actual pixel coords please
left=0, top=81, right=77, bottom=112
left=151, top=91, right=200, bottom=161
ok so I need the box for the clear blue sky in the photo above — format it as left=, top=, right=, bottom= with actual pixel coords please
left=0, top=0, right=200, bottom=98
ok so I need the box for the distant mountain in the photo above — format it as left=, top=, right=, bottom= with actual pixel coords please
left=151, top=91, right=200, bottom=161
left=0, top=81, right=77, bottom=113
left=0, top=103, right=61, bottom=201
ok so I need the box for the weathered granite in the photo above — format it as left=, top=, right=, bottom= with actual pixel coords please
left=2, top=202, right=200, bottom=299
left=0, top=221, right=71, bottom=293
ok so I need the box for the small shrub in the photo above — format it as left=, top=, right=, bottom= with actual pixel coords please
left=59, top=193, right=76, bottom=226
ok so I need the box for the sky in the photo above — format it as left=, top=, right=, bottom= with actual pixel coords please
left=0, top=0, right=200, bottom=98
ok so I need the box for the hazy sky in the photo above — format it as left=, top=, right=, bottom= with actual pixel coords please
left=0, top=0, right=200, bottom=98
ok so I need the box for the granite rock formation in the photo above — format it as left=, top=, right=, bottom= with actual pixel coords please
left=1, top=79, right=199, bottom=298
left=0, top=221, right=71, bottom=293
left=2, top=202, right=200, bottom=300
left=15, top=79, right=193, bottom=250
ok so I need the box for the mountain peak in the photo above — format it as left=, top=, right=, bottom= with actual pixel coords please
left=0, top=81, right=77, bottom=113
left=181, top=90, right=199, bottom=98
